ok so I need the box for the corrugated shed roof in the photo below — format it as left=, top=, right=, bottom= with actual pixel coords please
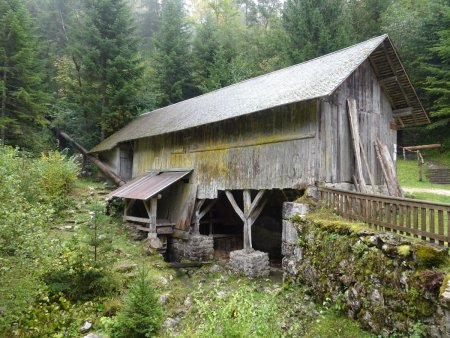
left=91, top=34, right=427, bottom=153
left=107, top=171, right=191, bottom=200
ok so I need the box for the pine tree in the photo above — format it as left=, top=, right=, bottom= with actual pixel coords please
left=151, top=0, right=198, bottom=106
left=422, top=3, right=450, bottom=129
left=134, top=0, right=161, bottom=54
left=111, top=268, right=163, bottom=338
left=72, top=0, right=142, bottom=142
left=282, top=0, right=355, bottom=63
left=0, top=0, right=49, bottom=150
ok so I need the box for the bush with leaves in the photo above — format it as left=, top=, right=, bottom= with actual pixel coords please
left=111, top=268, right=163, bottom=338
left=43, top=203, right=119, bottom=301
left=31, top=150, right=80, bottom=211
left=0, top=146, right=80, bottom=336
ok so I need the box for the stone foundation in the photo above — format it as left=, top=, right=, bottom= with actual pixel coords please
left=185, top=235, right=214, bottom=261
left=282, top=203, right=450, bottom=337
left=282, top=202, right=309, bottom=258
left=228, top=249, right=270, bottom=277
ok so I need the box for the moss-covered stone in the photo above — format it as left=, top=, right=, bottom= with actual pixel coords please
left=440, top=274, right=450, bottom=297
left=414, top=244, right=448, bottom=268
left=397, top=245, right=411, bottom=258
left=285, top=211, right=445, bottom=337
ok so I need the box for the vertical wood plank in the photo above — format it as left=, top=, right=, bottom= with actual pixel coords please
left=405, top=205, right=411, bottom=235
left=429, top=209, right=435, bottom=243
left=386, top=202, right=391, bottom=233
left=413, top=207, right=419, bottom=238
left=438, top=209, right=444, bottom=246
left=421, top=208, right=427, bottom=241
left=398, top=204, right=404, bottom=232
left=447, top=211, right=450, bottom=247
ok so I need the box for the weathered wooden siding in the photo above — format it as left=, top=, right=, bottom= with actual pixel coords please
left=318, top=60, right=396, bottom=184
left=133, top=101, right=318, bottom=199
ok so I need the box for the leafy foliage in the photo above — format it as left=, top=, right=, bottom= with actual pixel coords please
left=0, top=145, right=80, bottom=335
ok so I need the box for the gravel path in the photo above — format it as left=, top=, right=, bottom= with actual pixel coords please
left=403, top=187, right=450, bottom=196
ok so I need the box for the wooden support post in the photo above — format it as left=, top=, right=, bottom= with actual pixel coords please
left=149, top=198, right=158, bottom=234
left=124, top=199, right=135, bottom=217
left=243, top=190, right=252, bottom=249
left=417, top=150, right=424, bottom=182
left=192, top=199, right=217, bottom=235
left=225, top=189, right=267, bottom=251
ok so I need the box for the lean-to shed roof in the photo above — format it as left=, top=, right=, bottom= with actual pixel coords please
left=91, top=34, right=428, bottom=153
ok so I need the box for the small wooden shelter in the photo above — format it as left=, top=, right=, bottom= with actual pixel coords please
left=90, top=35, right=428, bottom=257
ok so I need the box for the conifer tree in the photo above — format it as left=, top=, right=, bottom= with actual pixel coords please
left=422, top=3, right=450, bottom=129
left=151, top=0, right=198, bottom=106
left=72, top=0, right=142, bottom=142
left=282, top=0, right=355, bottom=63
left=0, top=0, right=48, bottom=150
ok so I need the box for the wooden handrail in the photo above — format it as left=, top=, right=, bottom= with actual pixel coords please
left=318, top=187, right=450, bottom=247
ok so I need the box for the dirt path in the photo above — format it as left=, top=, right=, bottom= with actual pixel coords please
left=403, top=187, right=450, bottom=196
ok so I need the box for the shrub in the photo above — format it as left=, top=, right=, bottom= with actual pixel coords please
left=111, top=268, right=163, bottom=338
left=31, top=151, right=80, bottom=211
left=43, top=239, right=119, bottom=301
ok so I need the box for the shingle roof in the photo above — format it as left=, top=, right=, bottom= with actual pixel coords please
left=90, top=34, right=428, bottom=153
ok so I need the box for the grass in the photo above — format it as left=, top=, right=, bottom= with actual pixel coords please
left=406, top=192, right=450, bottom=204
left=305, top=312, right=375, bottom=338
left=396, top=159, right=450, bottom=191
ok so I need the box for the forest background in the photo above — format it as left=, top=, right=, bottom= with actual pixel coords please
left=1, top=0, right=449, bottom=153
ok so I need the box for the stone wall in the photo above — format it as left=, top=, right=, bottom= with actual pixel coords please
left=167, top=235, right=214, bottom=262
left=282, top=203, right=450, bottom=337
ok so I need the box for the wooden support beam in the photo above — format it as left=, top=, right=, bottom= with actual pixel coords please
left=379, top=75, right=398, bottom=84
left=392, top=107, right=413, bottom=117
left=225, top=191, right=245, bottom=222
left=149, top=198, right=158, bottom=234
left=245, top=190, right=265, bottom=218
left=198, top=199, right=216, bottom=220
left=243, top=190, right=252, bottom=249
left=381, top=43, right=417, bottom=125
left=347, top=99, right=368, bottom=194
left=225, top=190, right=267, bottom=251
left=192, top=199, right=217, bottom=235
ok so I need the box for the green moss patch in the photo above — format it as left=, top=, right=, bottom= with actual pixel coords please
left=397, top=245, right=411, bottom=258
left=414, top=244, right=448, bottom=268
left=305, top=209, right=369, bottom=235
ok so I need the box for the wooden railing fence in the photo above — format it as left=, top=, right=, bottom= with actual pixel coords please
left=319, top=187, right=450, bottom=247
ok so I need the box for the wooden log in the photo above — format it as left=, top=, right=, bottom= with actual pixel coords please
left=51, top=127, right=126, bottom=186
left=403, top=144, right=441, bottom=151
left=375, top=139, right=403, bottom=197
left=347, top=99, right=368, bottom=193
left=359, top=142, right=376, bottom=193
left=168, top=262, right=211, bottom=268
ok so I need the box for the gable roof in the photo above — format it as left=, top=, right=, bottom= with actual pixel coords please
left=91, top=34, right=428, bottom=153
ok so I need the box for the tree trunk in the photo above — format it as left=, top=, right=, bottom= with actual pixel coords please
left=51, top=127, right=126, bottom=186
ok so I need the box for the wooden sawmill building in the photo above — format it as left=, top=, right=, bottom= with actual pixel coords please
left=90, top=34, right=428, bottom=259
